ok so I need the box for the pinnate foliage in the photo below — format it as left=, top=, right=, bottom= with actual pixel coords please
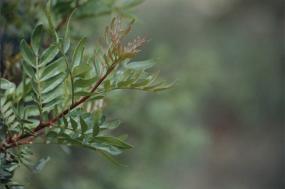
left=0, top=6, right=170, bottom=188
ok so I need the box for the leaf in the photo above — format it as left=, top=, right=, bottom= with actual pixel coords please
left=22, top=61, right=35, bottom=78
left=40, top=44, right=59, bottom=67
left=31, top=24, right=44, bottom=55
left=100, top=120, right=121, bottom=130
left=87, top=94, right=105, bottom=102
left=43, top=89, right=62, bottom=105
left=72, top=38, right=86, bottom=67
left=43, top=97, right=61, bottom=112
left=126, top=59, right=155, bottom=70
left=74, top=91, right=92, bottom=97
left=24, top=105, right=40, bottom=117
left=2, top=101, right=12, bottom=113
left=40, top=57, right=65, bottom=81
left=92, top=122, right=99, bottom=137
left=6, top=115, right=16, bottom=125
left=20, top=40, right=36, bottom=68
left=72, top=63, right=91, bottom=76
left=42, top=74, right=65, bottom=93
left=74, top=77, right=97, bottom=88
left=118, top=134, right=128, bottom=141
left=95, top=136, right=133, bottom=149
left=44, top=0, right=59, bottom=42
left=144, top=81, right=173, bottom=92
left=80, top=117, right=88, bottom=134
left=62, top=116, right=68, bottom=128
left=70, top=117, right=77, bottom=131
left=0, top=78, right=15, bottom=91
left=97, top=150, right=126, bottom=167
left=93, top=143, right=122, bottom=156
left=63, top=9, right=76, bottom=53
left=5, top=109, right=14, bottom=118
left=103, top=80, right=111, bottom=91
left=42, top=88, right=62, bottom=104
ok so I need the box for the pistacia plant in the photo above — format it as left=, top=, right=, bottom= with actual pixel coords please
left=0, top=2, right=170, bottom=189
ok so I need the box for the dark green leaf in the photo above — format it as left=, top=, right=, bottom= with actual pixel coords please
left=92, top=122, right=99, bottom=137
left=80, top=117, right=88, bottom=134
left=70, top=117, right=77, bottom=131
left=63, top=116, right=68, bottom=127
left=97, top=150, right=125, bottom=166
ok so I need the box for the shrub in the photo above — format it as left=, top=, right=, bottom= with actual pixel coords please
left=0, top=0, right=170, bottom=188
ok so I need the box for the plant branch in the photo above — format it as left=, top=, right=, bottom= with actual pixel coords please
left=0, top=59, right=121, bottom=151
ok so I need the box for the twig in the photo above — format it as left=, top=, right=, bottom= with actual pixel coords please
left=0, top=59, right=120, bottom=151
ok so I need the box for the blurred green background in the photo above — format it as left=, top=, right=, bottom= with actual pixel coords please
left=2, top=0, right=283, bottom=188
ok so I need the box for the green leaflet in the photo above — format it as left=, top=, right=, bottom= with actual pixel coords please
left=97, top=150, right=125, bottom=166
left=40, top=58, right=65, bottom=81
left=39, top=44, right=59, bottom=67
left=100, top=120, right=121, bottom=130
left=80, top=117, right=88, bottom=134
left=42, top=97, right=62, bottom=112
left=0, top=79, right=15, bottom=90
left=20, top=40, right=36, bottom=68
left=95, top=136, right=133, bottom=149
left=31, top=24, right=44, bottom=55
left=72, top=63, right=92, bottom=77
left=74, top=77, right=98, bottom=88
left=0, top=78, right=16, bottom=95
left=125, top=59, right=155, bottom=70
left=42, top=74, right=65, bottom=94
left=22, top=61, right=35, bottom=78
left=92, top=121, right=99, bottom=137
left=72, top=38, right=86, bottom=68
left=70, top=117, right=78, bottom=131
left=95, top=144, right=122, bottom=156
left=24, top=105, right=40, bottom=117
left=63, top=8, right=76, bottom=53
left=42, top=87, right=63, bottom=104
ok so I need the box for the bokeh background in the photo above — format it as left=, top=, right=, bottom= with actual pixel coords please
left=1, top=0, right=284, bottom=188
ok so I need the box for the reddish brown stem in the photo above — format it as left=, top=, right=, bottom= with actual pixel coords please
left=0, top=61, right=118, bottom=151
